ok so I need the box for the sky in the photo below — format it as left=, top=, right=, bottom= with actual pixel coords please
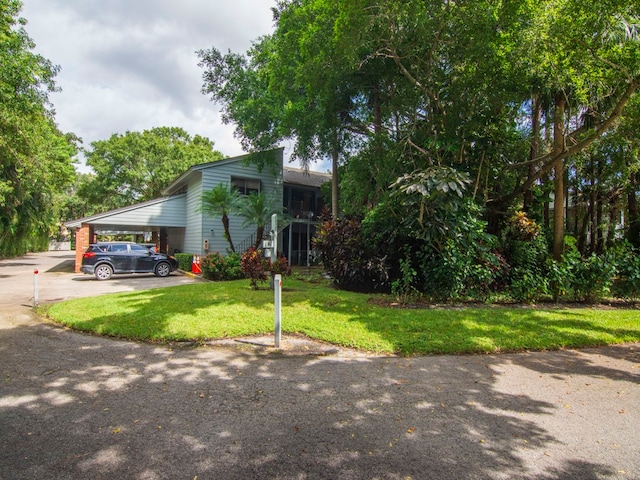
left=19, top=0, right=286, bottom=172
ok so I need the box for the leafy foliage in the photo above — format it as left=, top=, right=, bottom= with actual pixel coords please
left=201, top=252, right=244, bottom=281
left=501, top=212, right=550, bottom=303
left=0, top=0, right=76, bottom=256
left=240, top=248, right=268, bottom=289
left=174, top=253, right=194, bottom=271
left=313, top=216, right=389, bottom=292
left=610, top=243, right=640, bottom=301
left=199, top=184, right=242, bottom=252
left=196, top=0, right=640, bottom=301
left=264, top=254, right=290, bottom=278
left=83, top=127, right=223, bottom=211
left=567, top=254, right=617, bottom=303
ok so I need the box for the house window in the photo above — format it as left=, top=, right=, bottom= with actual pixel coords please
left=231, top=177, right=261, bottom=195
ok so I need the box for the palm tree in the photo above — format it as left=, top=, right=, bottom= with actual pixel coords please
left=238, top=192, right=272, bottom=250
left=199, top=184, right=241, bottom=252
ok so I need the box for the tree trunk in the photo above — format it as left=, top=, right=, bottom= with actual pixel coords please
left=253, top=225, right=264, bottom=251
left=588, top=154, right=597, bottom=254
left=596, top=195, right=604, bottom=254
left=524, top=95, right=541, bottom=213
left=552, top=93, right=566, bottom=261
left=628, top=172, right=639, bottom=248
left=606, top=196, right=619, bottom=249
left=222, top=214, right=235, bottom=253
left=331, top=129, right=340, bottom=219
left=576, top=207, right=589, bottom=255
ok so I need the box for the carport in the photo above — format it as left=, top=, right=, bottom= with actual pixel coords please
left=65, top=194, right=187, bottom=273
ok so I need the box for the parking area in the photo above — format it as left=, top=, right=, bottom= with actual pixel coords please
left=0, top=250, right=198, bottom=311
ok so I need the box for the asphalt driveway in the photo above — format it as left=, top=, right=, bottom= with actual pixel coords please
left=0, top=251, right=639, bottom=479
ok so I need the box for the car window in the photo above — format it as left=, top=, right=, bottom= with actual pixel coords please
left=130, top=244, right=149, bottom=253
left=108, top=244, right=128, bottom=253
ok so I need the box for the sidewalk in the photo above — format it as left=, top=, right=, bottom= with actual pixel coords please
left=1, top=252, right=639, bottom=479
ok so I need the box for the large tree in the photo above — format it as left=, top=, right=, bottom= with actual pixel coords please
left=0, top=0, right=76, bottom=256
left=199, top=0, right=640, bottom=253
left=199, top=0, right=387, bottom=218
left=83, top=127, right=223, bottom=210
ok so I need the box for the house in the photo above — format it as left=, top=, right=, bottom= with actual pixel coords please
left=65, top=149, right=331, bottom=272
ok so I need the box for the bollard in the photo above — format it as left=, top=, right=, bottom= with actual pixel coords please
left=274, top=273, right=282, bottom=347
left=33, top=269, right=39, bottom=307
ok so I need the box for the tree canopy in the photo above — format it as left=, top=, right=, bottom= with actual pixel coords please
left=199, top=0, right=640, bottom=256
left=81, top=127, right=224, bottom=212
left=0, top=0, right=76, bottom=256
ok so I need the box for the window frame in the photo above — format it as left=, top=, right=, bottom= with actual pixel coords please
left=231, top=176, right=261, bottom=196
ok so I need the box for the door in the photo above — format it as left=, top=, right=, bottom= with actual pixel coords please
left=129, top=243, right=155, bottom=272
left=106, top=243, right=131, bottom=272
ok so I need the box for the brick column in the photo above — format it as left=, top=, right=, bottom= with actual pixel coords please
left=159, top=229, right=168, bottom=254
left=151, top=231, right=160, bottom=252
left=74, top=223, right=93, bottom=272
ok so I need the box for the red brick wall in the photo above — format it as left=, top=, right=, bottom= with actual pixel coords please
left=74, top=223, right=93, bottom=272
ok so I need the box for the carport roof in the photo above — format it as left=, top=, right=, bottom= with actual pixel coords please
left=64, top=193, right=186, bottom=231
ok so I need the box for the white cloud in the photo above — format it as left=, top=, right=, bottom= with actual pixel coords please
left=19, top=0, right=278, bottom=170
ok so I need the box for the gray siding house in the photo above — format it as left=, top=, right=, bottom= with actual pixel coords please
left=66, top=149, right=330, bottom=272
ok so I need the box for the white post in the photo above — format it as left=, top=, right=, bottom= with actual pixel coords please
left=271, top=213, right=278, bottom=259
left=274, top=273, right=282, bottom=347
left=33, top=269, right=39, bottom=307
left=271, top=213, right=282, bottom=347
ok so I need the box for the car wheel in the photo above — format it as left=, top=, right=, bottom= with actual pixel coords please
left=155, top=262, right=171, bottom=277
left=94, top=264, right=113, bottom=281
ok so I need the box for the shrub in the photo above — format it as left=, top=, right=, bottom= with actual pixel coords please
left=509, top=267, right=548, bottom=303
left=391, top=248, right=420, bottom=304
left=568, top=253, right=617, bottom=303
left=608, top=243, right=640, bottom=301
left=265, top=254, right=290, bottom=277
left=201, top=252, right=227, bottom=281
left=419, top=237, right=502, bottom=302
left=501, top=212, right=549, bottom=303
left=241, top=248, right=268, bottom=289
left=174, top=253, right=194, bottom=271
left=200, top=252, right=245, bottom=281
left=223, top=252, right=244, bottom=280
left=313, top=216, right=389, bottom=292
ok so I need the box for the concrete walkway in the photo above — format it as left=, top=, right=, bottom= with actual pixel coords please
left=0, top=252, right=639, bottom=479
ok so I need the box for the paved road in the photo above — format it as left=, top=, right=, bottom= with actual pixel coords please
left=1, top=252, right=639, bottom=479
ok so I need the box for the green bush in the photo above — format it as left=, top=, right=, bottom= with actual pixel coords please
left=201, top=252, right=245, bottom=281
left=509, top=267, right=548, bottom=303
left=567, top=253, right=616, bottom=303
left=201, top=252, right=227, bottom=280
left=174, top=253, right=194, bottom=271
left=420, top=237, right=502, bottom=302
left=501, top=212, right=550, bottom=303
left=610, top=243, right=640, bottom=301
left=391, top=248, right=420, bottom=304
left=223, top=252, right=244, bottom=280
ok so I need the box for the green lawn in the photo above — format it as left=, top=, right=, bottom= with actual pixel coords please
left=41, top=277, right=640, bottom=355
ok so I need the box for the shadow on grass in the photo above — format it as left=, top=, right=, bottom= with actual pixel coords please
left=45, top=279, right=640, bottom=357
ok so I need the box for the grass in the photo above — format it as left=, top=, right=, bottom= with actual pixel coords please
left=41, top=276, right=640, bottom=355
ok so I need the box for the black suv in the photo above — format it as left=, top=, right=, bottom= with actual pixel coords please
left=81, top=242, right=179, bottom=280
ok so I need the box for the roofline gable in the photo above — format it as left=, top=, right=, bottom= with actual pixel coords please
left=64, top=193, right=186, bottom=229
left=162, top=148, right=285, bottom=196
